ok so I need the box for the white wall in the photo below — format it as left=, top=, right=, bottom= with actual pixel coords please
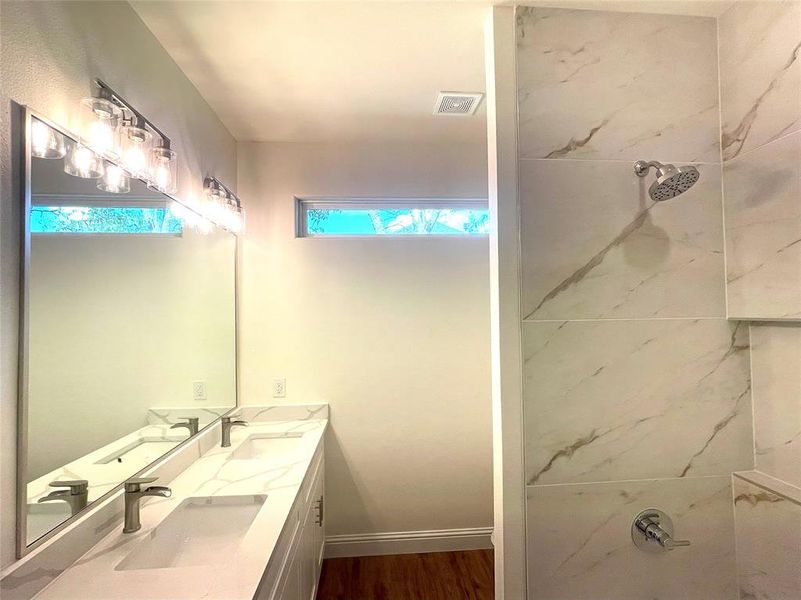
left=0, top=0, right=237, bottom=567
left=237, top=141, right=493, bottom=539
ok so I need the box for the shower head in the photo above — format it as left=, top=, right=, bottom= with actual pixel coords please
left=634, top=160, right=700, bottom=201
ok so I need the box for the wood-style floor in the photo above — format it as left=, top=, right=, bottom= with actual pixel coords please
left=315, top=549, right=494, bottom=600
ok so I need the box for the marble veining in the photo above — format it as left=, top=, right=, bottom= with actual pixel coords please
left=527, top=477, right=736, bottom=599
left=750, top=324, right=801, bottom=488
left=719, top=0, right=801, bottom=161
left=524, top=319, right=753, bottom=485
left=516, top=7, right=720, bottom=162
left=723, top=131, right=801, bottom=319
left=520, top=161, right=725, bottom=320
left=733, top=476, right=801, bottom=599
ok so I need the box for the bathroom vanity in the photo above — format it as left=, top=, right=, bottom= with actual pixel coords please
left=4, top=109, right=327, bottom=599
left=30, top=406, right=327, bottom=600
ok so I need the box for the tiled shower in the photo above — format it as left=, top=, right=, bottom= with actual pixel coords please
left=512, top=2, right=801, bottom=598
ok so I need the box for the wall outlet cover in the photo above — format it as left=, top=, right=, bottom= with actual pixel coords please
left=192, top=380, right=207, bottom=401
left=272, top=378, right=286, bottom=398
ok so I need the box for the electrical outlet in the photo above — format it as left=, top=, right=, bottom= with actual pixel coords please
left=272, top=378, right=286, bottom=398
left=192, top=380, right=207, bottom=401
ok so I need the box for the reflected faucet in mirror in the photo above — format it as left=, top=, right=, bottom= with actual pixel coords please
left=170, top=417, right=200, bottom=438
left=37, top=480, right=89, bottom=516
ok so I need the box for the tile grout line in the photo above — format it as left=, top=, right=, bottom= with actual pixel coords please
left=525, top=474, right=733, bottom=489
left=721, top=126, right=801, bottom=165
left=522, top=316, right=730, bottom=323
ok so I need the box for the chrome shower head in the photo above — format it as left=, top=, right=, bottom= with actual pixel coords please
left=634, top=160, right=700, bottom=201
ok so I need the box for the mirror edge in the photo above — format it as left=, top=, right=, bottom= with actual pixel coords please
left=15, top=106, right=241, bottom=558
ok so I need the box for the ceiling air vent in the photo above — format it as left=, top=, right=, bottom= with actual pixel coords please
left=433, top=92, right=484, bottom=116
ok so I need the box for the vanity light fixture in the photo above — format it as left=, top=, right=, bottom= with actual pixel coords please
left=203, top=177, right=245, bottom=234
left=30, top=119, right=66, bottom=159
left=82, top=79, right=178, bottom=193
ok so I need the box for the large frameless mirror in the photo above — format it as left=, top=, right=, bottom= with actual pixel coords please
left=18, top=111, right=237, bottom=554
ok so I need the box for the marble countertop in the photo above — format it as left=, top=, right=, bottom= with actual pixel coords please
left=33, top=417, right=327, bottom=600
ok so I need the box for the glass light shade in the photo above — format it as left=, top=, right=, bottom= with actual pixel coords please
left=97, top=163, right=130, bottom=194
left=203, top=185, right=227, bottom=223
left=64, top=142, right=104, bottom=179
left=228, top=207, right=245, bottom=234
left=222, top=198, right=239, bottom=232
left=148, top=146, right=177, bottom=193
left=80, top=98, right=121, bottom=158
left=30, top=119, right=66, bottom=159
left=120, top=125, right=152, bottom=177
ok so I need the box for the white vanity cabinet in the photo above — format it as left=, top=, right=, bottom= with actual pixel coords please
left=255, top=443, right=325, bottom=600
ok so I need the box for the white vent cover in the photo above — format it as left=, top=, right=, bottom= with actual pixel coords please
left=433, top=92, right=484, bottom=116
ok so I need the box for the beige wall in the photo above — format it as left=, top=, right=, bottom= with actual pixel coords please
left=0, top=0, right=237, bottom=567
left=237, top=141, right=493, bottom=537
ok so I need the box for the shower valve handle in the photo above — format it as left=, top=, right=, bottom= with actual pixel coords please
left=631, top=509, right=691, bottom=553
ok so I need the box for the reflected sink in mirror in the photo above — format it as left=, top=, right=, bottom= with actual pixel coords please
left=116, top=495, right=266, bottom=571
left=94, top=438, right=183, bottom=466
left=228, top=433, right=304, bottom=461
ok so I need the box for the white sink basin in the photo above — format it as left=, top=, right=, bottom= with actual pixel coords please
left=95, top=438, right=182, bottom=466
left=228, top=433, right=304, bottom=461
left=116, top=495, right=266, bottom=571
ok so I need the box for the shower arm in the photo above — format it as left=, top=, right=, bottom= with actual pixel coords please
left=634, top=160, right=665, bottom=177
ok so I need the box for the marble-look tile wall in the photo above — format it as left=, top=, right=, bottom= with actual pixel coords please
left=720, top=0, right=801, bottom=319
left=733, top=475, right=801, bottom=599
left=516, top=7, right=750, bottom=599
left=749, top=325, right=801, bottom=490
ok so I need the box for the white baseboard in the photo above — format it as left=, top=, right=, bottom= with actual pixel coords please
left=324, top=527, right=493, bottom=558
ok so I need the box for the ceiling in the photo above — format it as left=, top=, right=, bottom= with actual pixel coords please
left=131, top=0, right=734, bottom=145
left=131, top=1, right=490, bottom=145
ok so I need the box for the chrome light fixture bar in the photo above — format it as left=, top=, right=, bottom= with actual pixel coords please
left=84, top=79, right=178, bottom=194
left=204, top=177, right=245, bottom=234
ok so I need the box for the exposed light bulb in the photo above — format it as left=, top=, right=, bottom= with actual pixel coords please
left=81, top=97, right=120, bottom=158
left=98, top=163, right=130, bottom=194
left=228, top=210, right=243, bottom=234
left=148, top=146, right=177, bottom=193
left=121, top=125, right=152, bottom=177
left=154, top=163, right=171, bottom=190
left=88, top=120, right=114, bottom=155
left=124, top=146, right=146, bottom=174
left=31, top=119, right=66, bottom=159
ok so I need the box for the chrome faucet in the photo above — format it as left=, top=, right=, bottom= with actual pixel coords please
left=123, top=477, right=171, bottom=533
left=220, top=416, right=248, bottom=447
left=170, top=417, right=199, bottom=437
left=38, top=480, right=89, bottom=516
